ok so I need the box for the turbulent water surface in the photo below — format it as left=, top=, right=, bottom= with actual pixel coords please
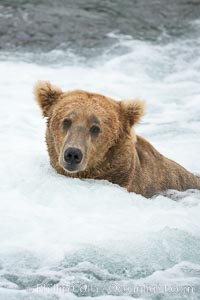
left=0, top=1, right=200, bottom=299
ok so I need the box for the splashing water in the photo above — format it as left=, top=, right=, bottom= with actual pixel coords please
left=0, top=20, right=200, bottom=300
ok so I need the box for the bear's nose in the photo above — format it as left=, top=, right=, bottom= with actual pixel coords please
left=64, top=147, right=83, bottom=165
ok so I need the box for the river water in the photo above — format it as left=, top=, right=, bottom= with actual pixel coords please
left=0, top=1, right=200, bottom=299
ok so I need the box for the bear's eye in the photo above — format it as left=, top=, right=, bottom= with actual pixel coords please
left=90, top=125, right=100, bottom=136
left=62, top=118, right=72, bottom=128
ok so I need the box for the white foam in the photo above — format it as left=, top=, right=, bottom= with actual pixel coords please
left=0, top=28, right=200, bottom=299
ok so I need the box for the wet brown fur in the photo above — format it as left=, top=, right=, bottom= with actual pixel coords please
left=34, top=81, right=200, bottom=198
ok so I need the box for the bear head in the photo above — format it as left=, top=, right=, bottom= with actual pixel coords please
left=34, top=81, right=145, bottom=174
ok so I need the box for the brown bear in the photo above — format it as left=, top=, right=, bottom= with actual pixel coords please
left=34, top=81, right=200, bottom=198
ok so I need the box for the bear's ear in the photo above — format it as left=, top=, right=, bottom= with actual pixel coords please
left=34, top=81, right=63, bottom=117
left=120, top=99, right=145, bottom=127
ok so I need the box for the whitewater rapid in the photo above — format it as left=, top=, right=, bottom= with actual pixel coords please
left=0, top=30, right=200, bottom=299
